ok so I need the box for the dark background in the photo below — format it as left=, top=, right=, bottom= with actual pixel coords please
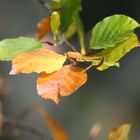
left=0, top=0, right=140, bottom=140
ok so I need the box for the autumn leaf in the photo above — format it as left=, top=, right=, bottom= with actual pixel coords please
left=96, top=33, right=140, bottom=71
left=32, top=104, right=68, bottom=140
left=67, top=51, right=103, bottom=63
left=0, top=37, right=42, bottom=61
left=108, top=124, right=131, bottom=140
left=37, top=65, right=87, bottom=104
left=37, top=17, right=51, bottom=39
left=10, top=48, right=66, bottom=74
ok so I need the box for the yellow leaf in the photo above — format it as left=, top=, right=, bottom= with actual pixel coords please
left=10, top=48, right=66, bottom=74
left=37, top=65, right=87, bottom=104
left=50, top=11, right=61, bottom=42
left=96, top=34, right=140, bottom=71
left=108, top=124, right=131, bottom=140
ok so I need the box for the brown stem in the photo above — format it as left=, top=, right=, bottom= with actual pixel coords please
left=38, top=0, right=51, bottom=14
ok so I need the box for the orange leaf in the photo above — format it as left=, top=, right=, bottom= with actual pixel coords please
left=32, top=104, right=68, bottom=140
left=37, top=17, right=51, bottom=39
left=10, top=48, right=66, bottom=74
left=37, top=65, right=87, bottom=104
left=67, top=51, right=102, bottom=61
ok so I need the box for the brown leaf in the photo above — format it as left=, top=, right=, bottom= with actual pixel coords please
left=67, top=51, right=102, bottom=61
left=108, top=124, right=131, bottom=140
left=37, top=65, right=87, bottom=104
left=32, top=104, right=68, bottom=140
left=37, top=17, right=51, bottom=39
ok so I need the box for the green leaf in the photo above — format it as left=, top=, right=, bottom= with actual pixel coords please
left=50, top=11, right=61, bottom=42
left=96, top=34, right=140, bottom=71
left=60, top=0, right=82, bottom=32
left=64, top=21, right=77, bottom=39
left=74, top=14, right=86, bottom=55
left=0, top=37, right=42, bottom=61
left=50, top=0, right=65, bottom=11
left=89, top=14, right=139, bottom=50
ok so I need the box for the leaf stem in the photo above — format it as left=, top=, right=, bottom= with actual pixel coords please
left=64, top=39, right=77, bottom=52
left=84, top=64, right=94, bottom=72
left=81, top=46, right=86, bottom=55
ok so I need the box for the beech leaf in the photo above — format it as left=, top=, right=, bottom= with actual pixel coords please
left=37, top=17, right=51, bottom=39
left=50, top=11, right=61, bottom=41
left=90, top=14, right=139, bottom=50
left=37, top=65, right=87, bottom=104
left=0, top=37, right=42, bottom=61
left=59, top=0, right=82, bottom=32
left=10, top=48, right=66, bottom=74
left=32, top=104, right=68, bottom=140
left=50, top=0, right=65, bottom=11
left=108, top=124, right=131, bottom=140
left=96, top=33, right=140, bottom=71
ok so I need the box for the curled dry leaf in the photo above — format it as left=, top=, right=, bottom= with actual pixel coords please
left=37, top=17, right=51, bottom=39
left=67, top=51, right=103, bottom=62
left=108, top=124, right=131, bottom=140
left=10, top=48, right=66, bottom=74
left=37, top=65, right=87, bottom=104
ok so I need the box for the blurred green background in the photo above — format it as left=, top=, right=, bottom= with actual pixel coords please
left=0, top=0, right=140, bottom=140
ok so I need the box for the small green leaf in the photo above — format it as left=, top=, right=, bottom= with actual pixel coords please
left=60, top=0, right=82, bottom=32
left=50, top=0, right=65, bottom=11
left=64, top=21, right=77, bottom=39
left=90, top=14, right=139, bottom=50
left=96, top=34, right=140, bottom=71
left=50, top=11, right=61, bottom=42
left=0, top=37, right=42, bottom=61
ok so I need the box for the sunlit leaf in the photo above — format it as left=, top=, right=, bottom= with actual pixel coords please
left=0, top=37, right=42, bottom=61
left=50, top=11, right=61, bottom=41
left=37, top=65, right=87, bottom=104
left=90, top=14, right=139, bottom=49
left=108, top=124, right=131, bottom=140
left=96, top=34, right=140, bottom=71
left=37, top=17, right=51, bottom=39
left=10, top=48, right=66, bottom=74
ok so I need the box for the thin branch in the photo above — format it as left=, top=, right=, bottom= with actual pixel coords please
left=38, top=0, right=51, bottom=14
left=84, top=64, right=94, bottom=72
left=64, top=39, right=77, bottom=52
left=0, top=116, right=52, bottom=140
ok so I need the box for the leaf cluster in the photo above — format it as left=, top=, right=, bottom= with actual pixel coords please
left=0, top=0, right=140, bottom=103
